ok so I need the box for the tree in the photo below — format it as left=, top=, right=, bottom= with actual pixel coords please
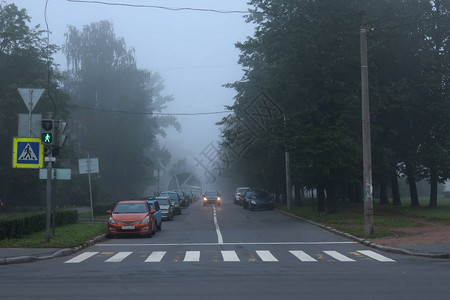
left=63, top=20, right=177, bottom=200
left=0, top=3, right=66, bottom=207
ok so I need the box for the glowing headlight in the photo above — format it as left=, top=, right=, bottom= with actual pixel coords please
left=203, top=197, right=207, bottom=201
left=141, top=216, right=150, bottom=224
left=108, top=217, right=116, bottom=225
left=251, top=200, right=257, bottom=205
left=217, top=197, right=221, bottom=201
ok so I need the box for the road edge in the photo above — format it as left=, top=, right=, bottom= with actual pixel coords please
left=0, top=234, right=107, bottom=265
left=276, top=209, right=450, bottom=259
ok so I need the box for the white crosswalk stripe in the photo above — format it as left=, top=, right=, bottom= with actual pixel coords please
left=63, top=250, right=396, bottom=264
left=324, top=251, right=355, bottom=262
left=256, top=250, right=278, bottom=262
left=289, top=250, right=318, bottom=262
left=221, top=250, right=240, bottom=262
left=145, top=251, right=167, bottom=262
left=64, top=252, right=99, bottom=263
left=105, top=251, right=132, bottom=263
left=184, top=251, right=200, bottom=262
left=357, top=250, right=396, bottom=262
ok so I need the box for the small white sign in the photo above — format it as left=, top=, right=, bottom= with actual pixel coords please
left=79, top=158, right=99, bottom=174
left=39, top=168, right=71, bottom=180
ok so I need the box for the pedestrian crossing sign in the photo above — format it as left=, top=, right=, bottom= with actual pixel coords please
left=12, top=137, right=43, bottom=169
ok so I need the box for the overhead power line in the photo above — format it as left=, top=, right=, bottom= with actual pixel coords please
left=66, top=0, right=248, bottom=14
left=75, top=105, right=230, bottom=116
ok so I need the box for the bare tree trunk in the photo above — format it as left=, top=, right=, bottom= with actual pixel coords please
left=429, top=168, right=438, bottom=208
left=390, top=168, right=401, bottom=206
left=379, top=182, right=389, bottom=205
left=325, top=181, right=336, bottom=214
left=317, top=185, right=326, bottom=212
left=406, top=163, right=420, bottom=206
left=295, top=184, right=302, bottom=207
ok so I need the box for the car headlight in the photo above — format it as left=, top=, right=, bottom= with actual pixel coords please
left=217, top=197, right=221, bottom=201
left=251, top=200, right=256, bottom=205
left=108, top=217, right=116, bottom=225
left=203, top=197, right=207, bottom=201
left=141, top=216, right=150, bottom=224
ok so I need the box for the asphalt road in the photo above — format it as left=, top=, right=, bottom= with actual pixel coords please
left=1, top=196, right=449, bottom=300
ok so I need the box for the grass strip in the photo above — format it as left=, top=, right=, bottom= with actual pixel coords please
left=0, top=223, right=106, bottom=248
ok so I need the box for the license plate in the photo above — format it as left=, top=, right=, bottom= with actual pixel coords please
left=122, top=226, right=135, bottom=230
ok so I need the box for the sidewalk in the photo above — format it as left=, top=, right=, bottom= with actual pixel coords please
left=0, top=234, right=106, bottom=265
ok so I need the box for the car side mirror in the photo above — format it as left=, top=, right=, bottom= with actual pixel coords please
left=106, top=210, right=112, bottom=214
left=150, top=209, right=156, bottom=214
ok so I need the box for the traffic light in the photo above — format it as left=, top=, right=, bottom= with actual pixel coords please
left=55, top=120, right=67, bottom=148
left=41, top=119, right=54, bottom=145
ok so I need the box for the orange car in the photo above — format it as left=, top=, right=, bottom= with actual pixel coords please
left=107, top=200, right=157, bottom=237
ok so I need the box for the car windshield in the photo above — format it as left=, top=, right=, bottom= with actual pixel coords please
left=156, top=199, right=170, bottom=205
left=253, top=191, right=270, bottom=200
left=205, top=191, right=218, bottom=196
left=113, top=203, right=148, bottom=214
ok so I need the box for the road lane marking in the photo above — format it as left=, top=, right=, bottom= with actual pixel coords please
left=145, top=251, right=167, bottom=262
left=96, top=241, right=357, bottom=247
left=256, top=250, right=278, bottom=262
left=289, top=250, right=318, bottom=262
left=64, top=252, right=98, bottom=263
left=184, top=251, right=200, bottom=262
left=357, top=250, right=396, bottom=262
left=213, top=205, right=224, bottom=244
left=323, top=251, right=355, bottom=262
left=221, top=250, right=240, bottom=262
left=105, top=251, right=132, bottom=263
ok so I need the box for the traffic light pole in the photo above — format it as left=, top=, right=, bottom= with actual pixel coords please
left=45, top=154, right=53, bottom=243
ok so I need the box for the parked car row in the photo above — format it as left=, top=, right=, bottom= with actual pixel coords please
left=106, top=190, right=199, bottom=238
left=234, top=187, right=274, bottom=211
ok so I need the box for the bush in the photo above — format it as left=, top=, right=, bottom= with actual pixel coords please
left=93, top=202, right=117, bottom=216
left=0, top=210, right=78, bottom=240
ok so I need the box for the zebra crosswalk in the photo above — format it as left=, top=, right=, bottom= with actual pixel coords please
left=64, top=249, right=396, bottom=264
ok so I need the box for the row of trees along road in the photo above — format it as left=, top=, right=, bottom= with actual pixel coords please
left=220, top=0, right=450, bottom=212
left=0, top=3, right=177, bottom=208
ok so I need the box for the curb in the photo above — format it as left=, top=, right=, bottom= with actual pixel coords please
left=275, top=209, right=450, bottom=259
left=0, top=234, right=107, bottom=265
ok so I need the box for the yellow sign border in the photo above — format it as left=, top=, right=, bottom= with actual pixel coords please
left=12, top=137, right=44, bottom=169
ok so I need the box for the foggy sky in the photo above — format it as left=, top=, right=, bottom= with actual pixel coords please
left=10, top=0, right=255, bottom=168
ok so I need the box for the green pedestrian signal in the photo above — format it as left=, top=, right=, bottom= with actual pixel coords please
left=41, top=119, right=55, bottom=146
left=42, top=132, right=53, bottom=144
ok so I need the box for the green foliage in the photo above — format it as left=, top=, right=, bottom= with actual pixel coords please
left=62, top=20, right=177, bottom=199
left=222, top=0, right=450, bottom=209
left=0, top=223, right=106, bottom=248
left=93, top=202, right=117, bottom=216
left=0, top=209, right=78, bottom=240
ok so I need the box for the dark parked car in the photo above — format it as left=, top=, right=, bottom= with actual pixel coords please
left=244, top=190, right=274, bottom=211
left=155, top=196, right=174, bottom=221
left=159, top=191, right=182, bottom=215
left=234, top=187, right=251, bottom=205
left=202, top=190, right=221, bottom=206
left=239, top=189, right=253, bottom=207
left=175, top=191, right=190, bottom=207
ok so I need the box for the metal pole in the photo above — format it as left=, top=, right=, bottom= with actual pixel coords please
left=360, top=11, right=374, bottom=236
left=27, top=90, right=33, bottom=137
left=284, top=114, right=292, bottom=209
left=88, top=151, right=94, bottom=223
left=45, top=156, right=52, bottom=243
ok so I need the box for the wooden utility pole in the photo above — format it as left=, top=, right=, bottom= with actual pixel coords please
left=360, top=11, right=374, bottom=236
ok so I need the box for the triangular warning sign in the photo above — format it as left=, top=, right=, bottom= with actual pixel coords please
left=19, top=143, right=38, bottom=160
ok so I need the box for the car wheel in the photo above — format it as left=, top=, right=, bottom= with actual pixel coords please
left=203, top=203, right=206, bottom=206
left=218, top=202, right=221, bottom=206
left=178, top=209, right=182, bottom=215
